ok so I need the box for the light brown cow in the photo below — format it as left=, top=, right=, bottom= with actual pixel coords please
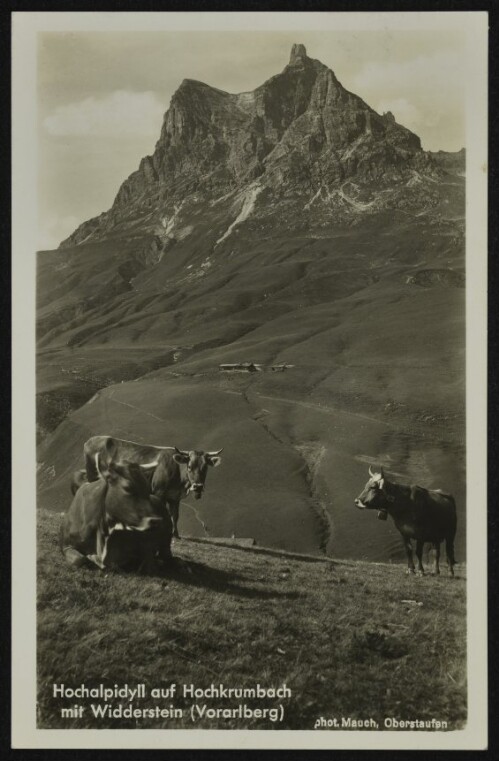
left=61, top=455, right=171, bottom=572
left=83, top=436, right=222, bottom=538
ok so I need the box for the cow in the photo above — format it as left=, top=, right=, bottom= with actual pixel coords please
left=61, top=455, right=172, bottom=572
left=354, top=466, right=457, bottom=576
left=83, top=436, right=223, bottom=539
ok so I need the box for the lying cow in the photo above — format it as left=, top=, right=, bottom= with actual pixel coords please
left=61, top=456, right=172, bottom=572
left=354, top=466, right=457, bottom=576
left=83, top=436, right=222, bottom=539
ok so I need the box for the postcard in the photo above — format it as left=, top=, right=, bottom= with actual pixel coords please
left=12, top=10, right=488, bottom=750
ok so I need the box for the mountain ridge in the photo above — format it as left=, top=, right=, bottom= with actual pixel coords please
left=60, top=44, right=439, bottom=249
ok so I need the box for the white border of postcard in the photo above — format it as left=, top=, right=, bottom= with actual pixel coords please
left=12, top=10, right=488, bottom=750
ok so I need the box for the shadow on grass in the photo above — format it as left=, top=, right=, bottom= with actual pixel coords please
left=98, top=554, right=304, bottom=600
left=163, top=557, right=304, bottom=600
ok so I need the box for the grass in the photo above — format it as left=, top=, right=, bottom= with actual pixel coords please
left=38, top=509, right=467, bottom=731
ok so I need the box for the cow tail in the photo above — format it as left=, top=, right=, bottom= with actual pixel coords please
left=445, top=535, right=456, bottom=566
left=446, top=497, right=457, bottom=565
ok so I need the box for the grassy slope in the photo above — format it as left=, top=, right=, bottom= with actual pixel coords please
left=38, top=509, right=466, bottom=731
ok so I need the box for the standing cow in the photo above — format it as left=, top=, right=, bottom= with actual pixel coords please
left=83, top=436, right=222, bottom=538
left=354, top=466, right=457, bottom=576
left=61, top=456, right=172, bottom=572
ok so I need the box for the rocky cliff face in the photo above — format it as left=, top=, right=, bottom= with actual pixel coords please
left=61, top=44, right=442, bottom=248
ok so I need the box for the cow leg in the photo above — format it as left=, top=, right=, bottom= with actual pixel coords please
left=63, top=547, right=89, bottom=568
left=86, top=554, right=106, bottom=570
left=87, top=522, right=108, bottom=570
left=404, top=538, right=415, bottom=574
left=415, top=540, right=425, bottom=575
left=168, top=500, right=180, bottom=539
left=148, top=498, right=174, bottom=563
left=434, top=543, right=441, bottom=575
left=139, top=520, right=172, bottom=574
left=156, top=522, right=173, bottom=565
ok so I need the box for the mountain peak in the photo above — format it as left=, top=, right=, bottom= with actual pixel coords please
left=289, top=43, right=308, bottom=65
left=60, top=43, right=435, bottom=249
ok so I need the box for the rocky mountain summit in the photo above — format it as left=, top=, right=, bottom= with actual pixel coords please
left=61, top=44, right=450, bottom=249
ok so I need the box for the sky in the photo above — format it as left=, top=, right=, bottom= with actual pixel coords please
left=37, top=29, right=466, bottom=250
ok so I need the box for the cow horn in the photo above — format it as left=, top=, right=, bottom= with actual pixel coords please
left=380, top=466, right=384, bottom=478
left=207, top=448, right=223, bottom=456
left=368, top=465, right=375, bottom=477
left=175, top=447, right=189, bottom=456
left=139, top=459, right=159, bottom=470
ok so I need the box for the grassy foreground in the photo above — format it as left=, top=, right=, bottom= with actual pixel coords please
left=37, top=508, right=467, bottom=731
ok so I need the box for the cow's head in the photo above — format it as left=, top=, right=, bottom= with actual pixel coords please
left=354, top=466, right=394, bottom=513
left=98, top=457, right=163, bottom=530
left=173, top=448, right=223, bottom=500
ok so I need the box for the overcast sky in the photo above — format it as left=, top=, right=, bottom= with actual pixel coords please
left=38, top=30, right=466, bottom=250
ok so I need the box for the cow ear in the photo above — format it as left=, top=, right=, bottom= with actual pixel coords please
left=173, top=453, right=189, bottom=465
left=207, top=456, right=222, bottom=468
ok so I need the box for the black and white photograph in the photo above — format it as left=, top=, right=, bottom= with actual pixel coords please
left=12, top=11, right=488, bottom=750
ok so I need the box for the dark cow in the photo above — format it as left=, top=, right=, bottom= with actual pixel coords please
left=61, top=456, right=172, bottom=572
left=83, top=436, right=222, bottom=539
left=354, top=466, right=457, bottom=576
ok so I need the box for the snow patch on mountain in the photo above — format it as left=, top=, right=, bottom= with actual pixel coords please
left=216, top=185, right=262, bottom=246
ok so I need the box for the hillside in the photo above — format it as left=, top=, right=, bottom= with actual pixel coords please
left=36, top=44, right=466, bottom=563
left=37, top=509, right=467, bottom=730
